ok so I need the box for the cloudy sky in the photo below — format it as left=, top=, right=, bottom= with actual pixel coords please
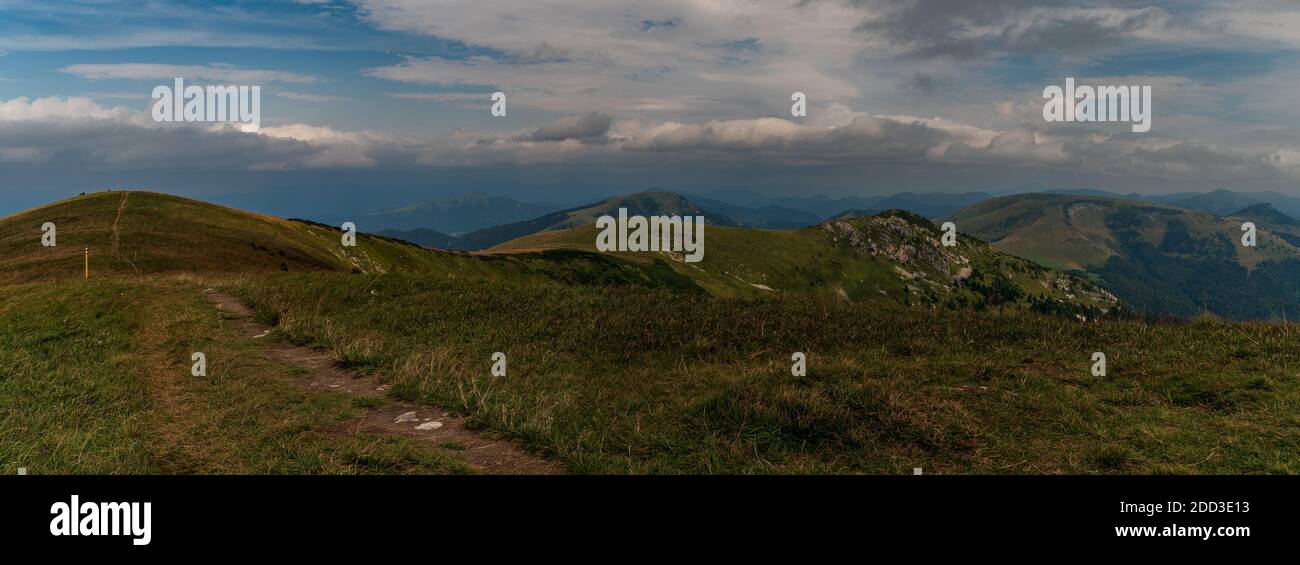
left=2, top=0, right=1300, bottom=217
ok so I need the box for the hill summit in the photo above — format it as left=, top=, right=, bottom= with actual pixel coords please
left=0, top=190, right=449, bottom=284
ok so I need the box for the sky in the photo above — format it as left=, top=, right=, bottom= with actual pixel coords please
left=2, top=0, right=1300, bottom=217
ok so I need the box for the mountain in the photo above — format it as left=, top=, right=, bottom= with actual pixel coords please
left=375, top=228, right=458, bottom=248
left=489, top=208, right=1120, bottom=315
left=357, top=193, right=557, bottom=234
left=1149, top=189, right=1261, bottom=216
left=685, top=195, right=822, bottom=228
left=827, top=209, right=878, bottom=221
left=449, top=191, right=739, bottom=251
left=950, top=193, right=1300, bottom=319
left=1235, top=191, right=1300, bottom=220
left=1043, top=188, right=1129, bottom=198
left=867, top=192, right=994, bottom=218
left=767, top=194, right=887, bottom=220
left=758, top=192, right=989, bottom=220
left=1229, top=202, right=1300, bottom=229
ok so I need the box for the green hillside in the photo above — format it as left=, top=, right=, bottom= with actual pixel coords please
left=4, top=190, right=1300, bottom=475
left=491, top=209, right=1119, bottom=316
left=950, top=193, right=1300, bottom=319
left=0, top=190, right=434, bottom=283
left=0, top=190, right=701, bottom=291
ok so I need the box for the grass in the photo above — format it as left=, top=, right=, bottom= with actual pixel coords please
left=0, top=278, right=470, bottom=475
left=227, top=271, right=1300, bottom=474
left=0, top=282, right=154, bottom=473
left=491, top=214, right=1117, bottom=314
left=5, top=191, right=1300, bottom=475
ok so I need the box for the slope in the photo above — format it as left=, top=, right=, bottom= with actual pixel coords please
left=0, top=190, right=701, bottom=292
left=489, top=209, right=1119, bottom=316
left=950, top=193, right=1300, bottom=319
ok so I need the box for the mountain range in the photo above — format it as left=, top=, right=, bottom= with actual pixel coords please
left=951, top=193, right=1300, bottom=319
left=0, top=191, right=1117, bottom=317
left=355, top=193, right=559, bottom=235
left=19, top=186, right=1300, bottom=320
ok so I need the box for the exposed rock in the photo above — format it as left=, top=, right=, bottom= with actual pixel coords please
left=393, top=411, right=419, bottom=423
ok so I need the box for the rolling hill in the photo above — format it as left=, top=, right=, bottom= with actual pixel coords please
left=950, top=193, right=1300, bottom=319
left=490, top=208, right=1120, bottom=316
left=0, top=190, right=701, bottom=291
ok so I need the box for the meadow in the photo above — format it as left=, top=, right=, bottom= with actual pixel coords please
left=226, top=272, right=1300, bottom=474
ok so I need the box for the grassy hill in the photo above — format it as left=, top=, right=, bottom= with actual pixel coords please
left=491, top=209, right=1119, bottom=316
left=4, top=190, right=1300, bottom=475
left=0, top=190, right=705, bottom=291
left=950, top=193, right=1300, bottom=319
left=0, top=190, right=435, bottom=283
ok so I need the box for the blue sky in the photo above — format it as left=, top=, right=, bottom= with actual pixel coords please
left=3, top=0, right=1300, bottom=217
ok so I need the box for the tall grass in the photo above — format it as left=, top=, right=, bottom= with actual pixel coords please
left=229, top=272, right=1300, bottom=474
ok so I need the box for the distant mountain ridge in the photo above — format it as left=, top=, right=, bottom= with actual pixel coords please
left=950, top=193, right=1300, bottom=319
left=358, top=193, right=558, bottom=234
left=1043, top=187, right=1300, bottom=220
left=376, top=228, right=459, bottom=248
left=448, top=191, right=739, bottom=251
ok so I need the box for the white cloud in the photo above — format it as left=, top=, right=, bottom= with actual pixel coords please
left=275, top=91, right=346, bottom=102
left=0, top=96, right=141, bottom=123
left=3, top=93, right=1300, bottom=187
left=59, top=63, right=318, bottom=84
left=359, top=0, right=874, bottom=118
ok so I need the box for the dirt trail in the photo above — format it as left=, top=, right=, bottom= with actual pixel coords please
left=202, top=289, right=563, bottom=475
left=110, top=192, right=141, bottom=272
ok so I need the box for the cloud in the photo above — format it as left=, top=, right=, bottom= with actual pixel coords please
left=0, top=96, right=141, bottom=122
left=0, top=97, right=377, bottom=170
left=3, top=94, right=1299, bottom=187
left=275, top=91, right=346, bottom=103
left=527, top=112, right=613, bottom=142
left=849, top=1, right=1196, bottom=60
left=59, top=63, right=318, bottom=84
left=358, top=0, right=870, bottom=117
